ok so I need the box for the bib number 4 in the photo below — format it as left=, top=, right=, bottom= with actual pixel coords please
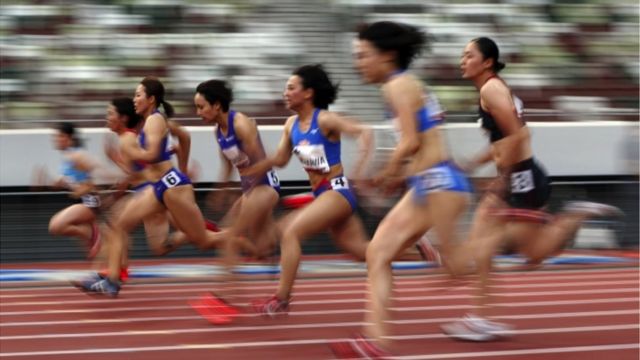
left=330, top=176, right=349, bottom=190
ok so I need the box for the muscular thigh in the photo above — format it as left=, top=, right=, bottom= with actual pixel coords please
left=369, top=191, right=433, bottom=256
left=114, top=187, right=165, bottom=231
left=236, top=186, right=278, bottom=234
left=285, top=190, right=353, bottom=241
left=51, top=204, right=96, bottom=226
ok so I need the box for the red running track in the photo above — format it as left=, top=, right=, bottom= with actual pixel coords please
left=1, top=266, right=639, bottom=360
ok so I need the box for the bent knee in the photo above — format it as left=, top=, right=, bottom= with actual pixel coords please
left=48, top=220, right=64, bottom=235
left=366, top=241, right=393, bottom=268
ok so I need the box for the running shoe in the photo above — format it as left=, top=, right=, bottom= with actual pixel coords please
left=87, top=222, right=102, bottom=259
left=563, top=201, right=624, bottom=218
left=329, top=333, right=391, bottom=359
left=77, top=277, right=120, bottom=298
left=251, top=295, right=289, bottom=318
left=416, top=233, right=442, bottom=266
left=71, top=273, right=102, bottom=291
left=441, top=313, right=513, bottom=342
left=189, top=292, right=239, bottom=325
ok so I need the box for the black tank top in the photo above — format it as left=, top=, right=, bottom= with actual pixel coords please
left=479, top=76, right=525, bottom=143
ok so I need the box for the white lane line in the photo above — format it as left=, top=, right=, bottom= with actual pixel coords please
left=1, top=277, right=638, bottom=300
left=0, top=297, right=640, bottom=317
left=0, top=309, right=636, bottom=338
left=391, top=343, right=640, bottom=360
left=0, top=325, right=637, bottom=357
left=1, top=267, right=636, bottom=293
left=1, top=287, right=636, bottom=308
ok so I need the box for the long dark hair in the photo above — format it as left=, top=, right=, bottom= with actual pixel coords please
left=292, top=64, right=339, bottom=110
left=471, top=37, right=506, bottom=73
left=357, top=21, right=428, bottom=70
left=140, top=76, right=175, bottom=117
left=111, top=97, right=142, bottom=129
left=57, top=122, right=82, bottom=148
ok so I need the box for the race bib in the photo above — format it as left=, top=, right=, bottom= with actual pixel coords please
left=511, top=169, right=534, bottom=193
left=330, top=176, right=349, bottom=190
left=81, top=194, right=101, bottom=208
left=222, top=145, right=250, bottom=168
left=293, top=144, right=330, bottom=173
left=422, top=167, right=453, bottom=191
left=266, top=170, right=280, bottom=187
left=161, top=170, right=182, bottom=188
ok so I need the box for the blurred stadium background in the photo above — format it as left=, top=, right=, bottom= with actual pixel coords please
left=0, top=0, right=638, bottom=262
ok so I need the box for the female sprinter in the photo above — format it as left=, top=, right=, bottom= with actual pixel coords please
left=42, top=122, right=102, bottom=259
left=241, top=64, right=373, bottom=317
left=330, top=21, right=472, bottom=358
left=80, top=77, right=238, bottom=296
left=186, top=79, right=282, bottom=322
left=441, top=37, right=622, bottom=341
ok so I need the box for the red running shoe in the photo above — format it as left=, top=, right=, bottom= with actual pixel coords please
left=97, top=267, right=130, bottom=283
left=251, top=295, right=289, bottom=318
left=189, top=292, right=239, bottom=325
left=87, top=222, right=102, bottom=259
left=329, top=333, right=391, bottom=359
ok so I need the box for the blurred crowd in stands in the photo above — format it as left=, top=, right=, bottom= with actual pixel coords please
left=0, top=0, right=638, bottom=127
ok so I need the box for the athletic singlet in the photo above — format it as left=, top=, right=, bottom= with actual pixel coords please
left=386, top=71, right=444, bottom=137
left=290, top=108, right=340, bottom=173
left=478, top=76, right=525, bottom=143
left=216, top=110, right=279, bottom=192
left=138, top=110, right=172, bottom=163
left=60, top=148, right=90, bottom=184
left=216, top=110, right=251, bottom=168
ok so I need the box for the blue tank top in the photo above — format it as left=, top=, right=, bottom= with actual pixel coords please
left=216, top=110, right=251, bottom=168
left=387, top=93, right=444, bottom=134
left=60, top=148, right=90, bottom=184
left=138, top=111, right=171, bottom=164
left=290, top=108, right=341, bottom=173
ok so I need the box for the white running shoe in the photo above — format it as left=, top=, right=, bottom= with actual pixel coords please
left=441, top=313, right=514, bottom=342
left=563, top=201, right=624, bottom=217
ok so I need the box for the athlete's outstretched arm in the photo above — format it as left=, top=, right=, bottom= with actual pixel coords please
left=168, top=120, right=191, bottom=174
left=319, top=111, right=374, bottom=179
left=239, top=116, right=294, bottom=177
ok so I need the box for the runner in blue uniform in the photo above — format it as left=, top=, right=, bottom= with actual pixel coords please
left=40, top=122, right=103, bottom=259
left=240, top=64, right=373, bottom=317
left=331, top=21, right=472, bottom=358
left=79, top=77, right=238, bottom=297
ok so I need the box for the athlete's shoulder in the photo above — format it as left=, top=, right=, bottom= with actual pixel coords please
left=283, top=115, right=297, bottom=130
